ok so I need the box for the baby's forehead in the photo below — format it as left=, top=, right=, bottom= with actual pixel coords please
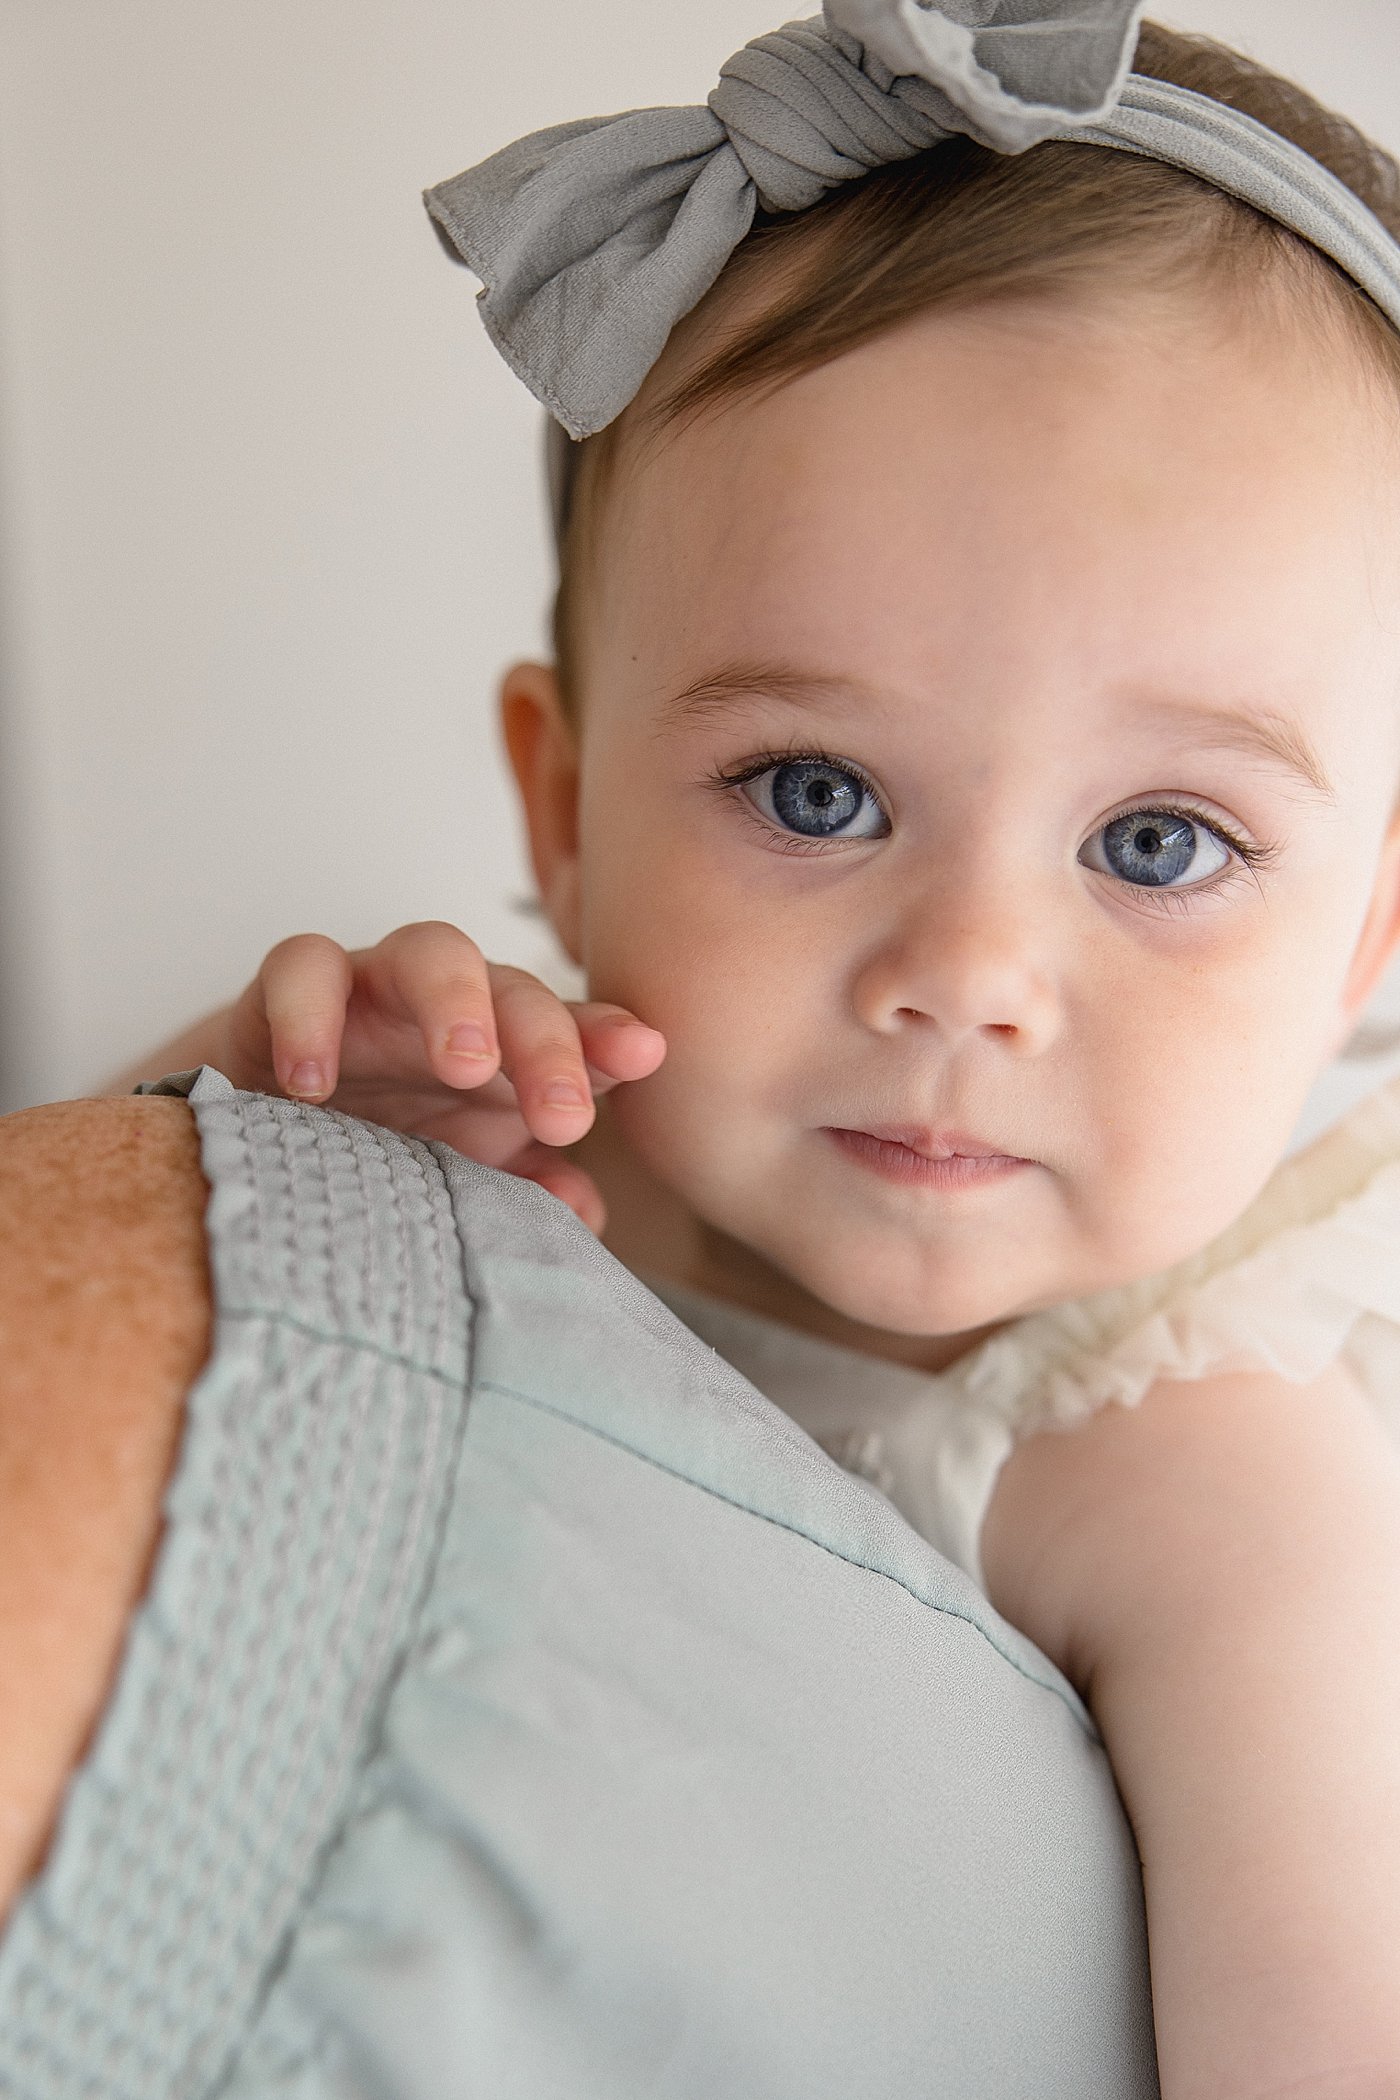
left=597, top=262, right=1394, bottom=629
left=615, top=281, right=1388, bottom=568
left=582, top=293, right=1400, bottom=774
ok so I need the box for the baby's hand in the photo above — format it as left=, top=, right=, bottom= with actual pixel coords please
left=223, top=921, right=664, bottom=1234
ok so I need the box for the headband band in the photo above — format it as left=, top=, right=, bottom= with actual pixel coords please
left=422, top=3, right=1400, bottom=544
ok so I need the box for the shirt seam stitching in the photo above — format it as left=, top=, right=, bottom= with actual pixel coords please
left=478, top=1376, right=1093, bottom=1731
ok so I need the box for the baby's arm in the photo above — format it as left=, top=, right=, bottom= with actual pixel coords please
left=982, top=1361, right=1400, bottom=2100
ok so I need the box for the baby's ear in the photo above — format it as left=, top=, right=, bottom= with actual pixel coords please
left=499, top=662, right=583, bottom=963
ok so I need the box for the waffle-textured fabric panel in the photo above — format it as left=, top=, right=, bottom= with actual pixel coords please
left=0, top=1067, right=1158, bottom=2098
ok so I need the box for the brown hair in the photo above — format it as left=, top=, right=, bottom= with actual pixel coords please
left=550, top=20, right=1400, bottom=720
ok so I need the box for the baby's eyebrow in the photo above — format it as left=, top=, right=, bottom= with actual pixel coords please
left=654, top=660, right=1337, bottom=803
left=651, top=660, right=864, bottom=736
left=1141, top=697, right=1335, bottom=802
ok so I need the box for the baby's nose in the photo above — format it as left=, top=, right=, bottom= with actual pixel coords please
left=849, top=889, right=1064, bottom=1054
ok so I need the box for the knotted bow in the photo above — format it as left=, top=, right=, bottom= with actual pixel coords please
left=425, top=2, right=1148, bottom=439
left=425, top=0, right=1400, bottom=469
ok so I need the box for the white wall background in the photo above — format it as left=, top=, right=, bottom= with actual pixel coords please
left=1, top=0, right=1399, bottom=1128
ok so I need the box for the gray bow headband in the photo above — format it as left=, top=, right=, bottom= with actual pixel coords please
left=423, top=0, right=1400, bottom=544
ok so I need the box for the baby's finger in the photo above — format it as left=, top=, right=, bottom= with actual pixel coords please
left=259, top=934, right=356, bottom=1101
left=570, top=1005, right=667, bottom=1092
left=487, top=965, right=599, bottom=1140
left=366, top=921, right=502, bottom=1085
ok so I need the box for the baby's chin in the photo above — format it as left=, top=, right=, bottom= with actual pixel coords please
left=683, top=1178, right=1081, bottom=1343
left=611, top=1114, right=1060, bottom=1340
left=778, top=1235, right=1067, bottom=1341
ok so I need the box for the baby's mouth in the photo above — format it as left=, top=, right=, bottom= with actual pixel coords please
left=840, top=1122, right=1018, bottom=1160
left=823, top=1124, right=1032, bottom=1188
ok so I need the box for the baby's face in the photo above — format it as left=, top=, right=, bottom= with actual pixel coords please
left=558, top=286, right=1400, bottom=1335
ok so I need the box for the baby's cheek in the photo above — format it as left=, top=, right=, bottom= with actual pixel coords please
left=598, top=964, right=773, bottom=1176
left=1070, top=934, right=1328, bottom=1280
left=584, top=824, right=801, bottom=1076
left=584, top=886, right=816, bottom=1225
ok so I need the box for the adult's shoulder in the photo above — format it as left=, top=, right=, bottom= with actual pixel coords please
left=0, top=1095, right=211, bottom=1918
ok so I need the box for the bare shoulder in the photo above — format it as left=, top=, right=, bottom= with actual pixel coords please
left=0, top=1095, right=213, bottom=1919
left=0, top=1093, right=210, bottom=1342
left=982, top=1356, right=1400, bottom=1687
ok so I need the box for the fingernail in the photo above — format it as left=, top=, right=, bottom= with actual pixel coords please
left=446, top=1024, right=493, bottom=1059
left=287, top=1060, right=326, bottom=1098
left=602, top=1017, right=663, bottom=1046
left=543, top=1080, right=589, bottom=1108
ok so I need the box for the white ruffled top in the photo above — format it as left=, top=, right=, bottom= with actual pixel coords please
left=644, top=1069, right=1400, bottom=1593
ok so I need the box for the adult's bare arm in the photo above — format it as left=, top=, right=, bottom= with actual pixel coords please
left=0, top=1096, right=212, bottom=1922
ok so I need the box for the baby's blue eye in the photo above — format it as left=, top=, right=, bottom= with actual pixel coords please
left=1081, top=810, right=1232, bottom=889
left=744, top=759, right=886, bottom=841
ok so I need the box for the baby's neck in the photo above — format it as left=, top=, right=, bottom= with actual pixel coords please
left=567, top=1101, right=1005, bottom=1377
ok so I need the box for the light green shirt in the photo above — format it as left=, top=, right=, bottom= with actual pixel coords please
left=0, top=1067, right=1157, bottom=2098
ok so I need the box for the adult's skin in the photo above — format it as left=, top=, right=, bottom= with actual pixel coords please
left=0, top=1095, right=210, bottom=1920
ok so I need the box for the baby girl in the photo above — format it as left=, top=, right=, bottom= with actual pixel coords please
left=118, top=8, right=1400, bottom=2094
